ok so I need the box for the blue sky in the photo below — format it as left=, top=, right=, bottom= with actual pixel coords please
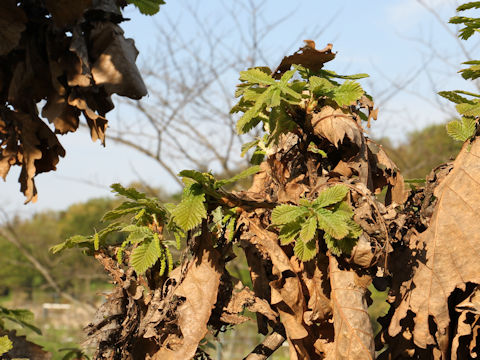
left=2, top=0, right=477, bottom=216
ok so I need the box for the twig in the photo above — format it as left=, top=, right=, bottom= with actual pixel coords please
left=243, top=326, right=286, bottom=360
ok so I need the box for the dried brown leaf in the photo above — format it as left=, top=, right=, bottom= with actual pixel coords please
left=452, top=286, right=480, bottom=360
left=329, top=255, right=375, bottom=360
left=0, top=330, right=51, bottom=359
left=42, top=92, right=80, bottom=134
left=311, top=106, right=362, bottom=148
left=45, top=0, right=92, bottom=26
left=388, top=139, right=480, bottom=356
left=273, top=43, right=335, bottom=79
left=0, top=1, right=26, bottom=56
left=153, top=235, right=223, bottom=360
left=90, top=22, right=147, bottom=99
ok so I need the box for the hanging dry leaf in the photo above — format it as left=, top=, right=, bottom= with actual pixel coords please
left=0, top=1, right=26, bottom=56
left=45, top=0, right=92, bottom=26
left=90, top=22, right=147, bottom=99
left=388, top=139, right=480, bottom=357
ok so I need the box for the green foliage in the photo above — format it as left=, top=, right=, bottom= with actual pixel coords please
left=232, top=64, right=368, bottom=158
left=53, top=184, right=177, bottom=276
left=440, top=3, right=480, bottom=142
left=172, top=183, right=207, bottom=231
left=127, top=0, right=165, bottom=15
left=272, top=185, right=361, bottom=260
left=0, top=306, right=41, bottom=335
left=0, top=335, right=12, bottom=356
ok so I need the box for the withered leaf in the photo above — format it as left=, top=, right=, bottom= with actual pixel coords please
left=42, top=92, right=80, bottom=134
left=0, top=1, right=26, bottom=56
left=0, top=330, right=51, bottom=359
left=90, top=22, right=147, bottom=99
left=388, top=139, right=480, bottom=356
left=153, top=234, right=223, bottom=360
left=311, top=105, right=362, bottom=148
left=452, top=286, right=480, bottom=360
left=329, top=255, right=375, bottom=360
left=273, top=43, right=335, bottom=79
left=45, top=0, right=92, bottom=26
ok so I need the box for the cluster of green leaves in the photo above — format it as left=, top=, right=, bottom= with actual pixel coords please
left=440, top=2, right=480, bottom=142
left=52, top=184, right=178, bottom=276
left=52, top=167, right=259, bottom=276
left=127, top=0, right=165, bottom=15
left=172, top=166, right=260, bottom=232
left=231, top=66, right=368, bottom=163
left=271, top=185, right=362, bottom=261
left=0, top=306, right=41, bottom=355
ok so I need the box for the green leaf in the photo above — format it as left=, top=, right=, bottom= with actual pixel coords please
left=446, top=117, right=476, bottom=141
left=0, top=307, right=41, bottom=335
left=331, top=201, right=354, bottom=220
left=457, top=2, right=480, bottom=11
left=309, top=76, right=335, bottom=95
left=293, top=238, right=317, bottom=261
left=93, top=233, right=99, bottom=251
left=215, top=165, right=260, bottom=188
left=318, top=69, right=369, bottom=80
left=0, top=336, right=12, bottom=355
left=438, top=91, right=472, bottom=104
left=271, top=205, right=308, bottom=225
left=111, top=183, right=146, bottom=200
left=299, top=216, right=317, bottom=243
left=278, top=221, right=301, bottom=245
left=250, top=147, right=265, bottom=165
left=313, top=185, right=349, bottom=208
left=240, top=140, right=259, bottom=157
left=127, top=0, right=165, bottom=15
left=324, top=233, right=358, bottom=256
left=279, top=67, right=298, bottom=85
left=172, top=184, right=207, bottom=231
left=130, top=238, right=161, bottom=274
left=50, top=235, right=91, bottom=254
left=239, top=68, right=276, bottom=85
left=178, top=170, right=214, bottom=185
left=456, top=101, right=480, bottom=116
left=316, top=208, right=349, bottom=240
left=333, top=80, right=364, bottom=107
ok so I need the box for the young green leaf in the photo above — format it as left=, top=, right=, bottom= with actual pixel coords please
left=130, top=237, right=161, bottom=274
left=333, top=80, right=364, bottom=107
left=293, top=238, right=317, bottom=261
left=278, top=221, right=302, bottom=245
left=438, top=91, right=472, bottom=104
left=239, top=68, right=276, bottom=85
left=241, top=140, right=260, bottom=157
left=0, top=336, right=12, bottom=355
left=111, top=183, right=146, bottom=200
left=299, top=216, right=317, bottom=243
left=271, top=205, right=308, bottom=225
left=446, top=117, right=476, bottom=141
left=316, top=208, right=349, bottom=239
left=456, top=101, right=480, bottom=117
left=313, top=185, right=349, bottom=208
left=457, top=2, right=480, bottom=11
left=172, top=184, right=207, bottom=231
left=324, top=233, right=358, bottom=256
left=178, top=170, right=214, bottom=185
left=215, top=165, right=260, bottom=188
left=127, top=0, right=165, bottom=15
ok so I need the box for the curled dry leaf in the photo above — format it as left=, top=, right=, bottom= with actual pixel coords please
left=388, top=138, right=480, bottom=357
left=45, top=0, right=92, bottom=26
left=311, top=105, right=363, bottom=148
left=153, top=235, right=223, bottom=360
left=272, top=43, right=335, bottom=79
left=329, top=255, right=374, bottom=360
left=452, top=286, right=480, bottom=360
